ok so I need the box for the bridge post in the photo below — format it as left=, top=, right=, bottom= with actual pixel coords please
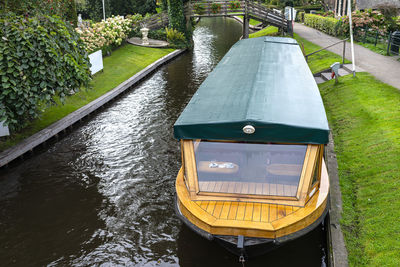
left=243, top=15, right=249, bottom=39
left=242, top=0, right=249, bottom=39
left=287, top=20, right=293, bottom=36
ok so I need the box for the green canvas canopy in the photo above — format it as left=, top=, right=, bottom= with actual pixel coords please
left=174, top=36, right=330, bottom=144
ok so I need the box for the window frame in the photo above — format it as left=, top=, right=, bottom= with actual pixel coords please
left=181, top=140, right=322, bottom=207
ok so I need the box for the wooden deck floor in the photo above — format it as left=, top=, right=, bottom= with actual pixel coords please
left=195, top=200, right=300, bottom=223
left=199, top=181, right=298, bottom=197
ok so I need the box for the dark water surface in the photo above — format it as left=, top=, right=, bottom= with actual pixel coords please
left=0, top=18, right=327, bottom=266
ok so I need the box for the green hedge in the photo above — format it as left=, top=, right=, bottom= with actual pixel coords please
left=167, top=0, right=186, bottom=34
left=297, top=11, right=305, bottom=22
left=304, top=14, right=343, bottom=36
left=294, top=4, right=323, bottom=12
left=0, top=13, right=91, bottom=132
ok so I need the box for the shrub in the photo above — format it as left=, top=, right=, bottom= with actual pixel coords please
left=304, top=14, right=341, bottom=36
left=127, top=13, right=144, bottom=24
left=78, top=0, right=156, bottom=21
left=1, top=0, right=78, bottom=26
left=229, top=1, right=241, bottom=10
left=304, top=10, right=398, bottom=38
left=0, top=13, right=91, bottom=132
left=165, top=27, right=186, bottom=47
left=193, top=3, right=205, bottom=15
left=294, top=4, right=323, bottom=12
left=297, top=11, right=305, bottom=22
left=320, top=11, right=335, bottom=17
left=168, top=0, right=187, bottom=35
left=76, top=15, right=132, bottom=54
left=341, top=10, right=387, bottom=35
left=165, top=27, right=185, bottom=41
left=376, top=3, right=399, bottom=31
left=211, top=3, right=222, bottom=14
left=148, top=28, right=167, bottom=41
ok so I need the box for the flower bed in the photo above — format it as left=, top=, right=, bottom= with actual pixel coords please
left=304, top=10, right=400, bottom=38
left=211, top=3, right=222, bottom=14
left=229, top=1, right=241, bottom=10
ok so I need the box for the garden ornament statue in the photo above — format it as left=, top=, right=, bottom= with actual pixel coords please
left=77, top=14, right=83, bottom=29
left=140, top=26, right=150, bottom=45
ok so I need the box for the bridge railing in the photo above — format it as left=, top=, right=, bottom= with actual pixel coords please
left=187, top=0, right=287, bottom=31
left=188, top=1, right=246, bottom=17
left=247, top=1, right=287, bottom=29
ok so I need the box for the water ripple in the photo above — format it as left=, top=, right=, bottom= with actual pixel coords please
left=0, top=18, right=327, bottom=267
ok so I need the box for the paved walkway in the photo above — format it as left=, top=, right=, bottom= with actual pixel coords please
left=295, top=23, right=400, bottom=90
left=127, top=37, right=169, bottom=48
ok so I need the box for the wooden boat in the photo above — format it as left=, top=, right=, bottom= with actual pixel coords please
left=173, top=36, right=330, bottom=259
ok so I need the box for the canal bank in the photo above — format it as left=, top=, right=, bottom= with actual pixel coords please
left=0, top=48, right=185, bottom=168
left=0, top=18, right=328, bottom=266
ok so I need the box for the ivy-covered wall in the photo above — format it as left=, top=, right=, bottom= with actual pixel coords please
left=167, top=0, right=186, bottom=34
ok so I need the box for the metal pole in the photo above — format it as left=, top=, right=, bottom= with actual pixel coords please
left=342, top=40, right=346, bottom=65
left=387, top=32, right=392, bottom=56
left=347, top=0, right=356, bottom=77
left=291, top=7, right=294, bottom=37
left=102, top=0, right=106, bottom=21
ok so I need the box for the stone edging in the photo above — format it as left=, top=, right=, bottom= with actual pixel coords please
left=0, top=49, right=187, bottom=167
left=326, top=132, right=349, bottom=266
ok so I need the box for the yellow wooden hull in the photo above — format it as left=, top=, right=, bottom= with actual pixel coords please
left=175, top=160, right=329, bottom=240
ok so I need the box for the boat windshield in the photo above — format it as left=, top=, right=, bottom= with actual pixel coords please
left=193, top=141, right=307, bottom=197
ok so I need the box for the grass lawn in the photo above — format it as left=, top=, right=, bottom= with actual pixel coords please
left=236, top=16, right=261, bottom=26
left=0, top=44, right=174, bottom=152
left=249, top=28, right=350, bottom=74
left=355, top=41, right=388, bottom=56
left=249, top=26, right=279, bottom=38
left=319, top=73, right=400, bottom=266
left=294, top=34, right=351, bottom=73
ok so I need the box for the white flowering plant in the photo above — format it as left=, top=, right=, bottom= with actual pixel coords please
left=76, top=16, right=133, bottom=54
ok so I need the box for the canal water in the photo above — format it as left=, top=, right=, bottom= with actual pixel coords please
left=0, top=18, right=327, bottom=266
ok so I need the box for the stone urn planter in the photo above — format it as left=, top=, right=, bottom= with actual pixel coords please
left=140, top=27, right=149, bottom=45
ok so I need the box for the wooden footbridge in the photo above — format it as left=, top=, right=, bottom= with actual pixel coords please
left=139, top=1, right=290, bottom=38
left=187, top=0, right=289, bottom=37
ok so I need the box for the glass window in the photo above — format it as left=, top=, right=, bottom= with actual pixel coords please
left=194, top=141, right=307, bottom=197
left=311, top=147, right=321, bottom=186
